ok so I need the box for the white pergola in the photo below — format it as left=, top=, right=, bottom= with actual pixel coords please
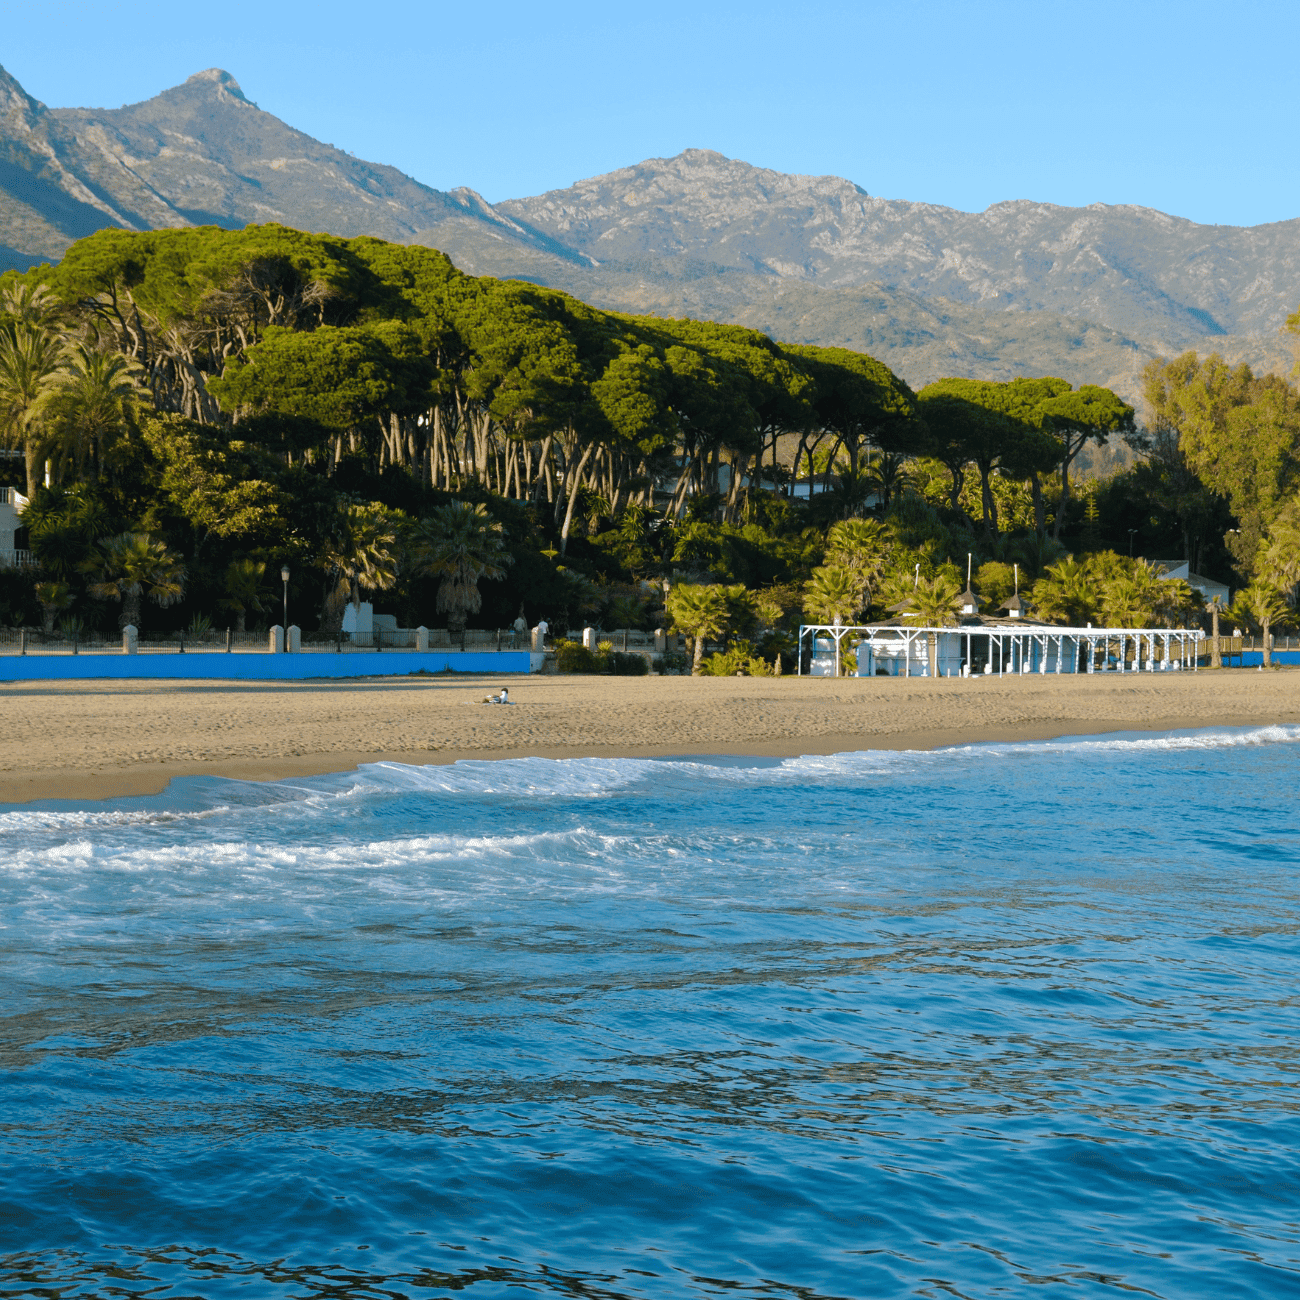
left=797, top=622, right=1205, bottom=677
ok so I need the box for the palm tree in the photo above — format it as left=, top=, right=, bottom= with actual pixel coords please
left=81, top=533, right=186, bottom=631
left=826, top=466, right=875, bottom=519
left=44, top=344, right=142, bottom=482
left=823, top=517, right=891, bottom=610
left=219, top=558, right=273, bottom=632
left=1208, top=594, right=1224, bottom=669
left=899, top=573, right=962, bottom=677
left=411, top=501, right=512, bottom=638
left=666, top=582, right=730, bottom=674
left=0, top=305, right=66, bottom=496
left=1258, top=505, right=1300, bottom=607
left=803, top=565, right=864, bottom=626
left=1099, top=561, right=1165, bottom=629
left=1032, top=556, right=1095, bottom=624
left=34, top=580, right=74, bottom=636
left=1, top=283, right=62, bottom=330
left=865, top=451, right=910, bottom=512
left=320, top=502, right=401, bottom=637
left=1233, top=580, right=1289, bottom=668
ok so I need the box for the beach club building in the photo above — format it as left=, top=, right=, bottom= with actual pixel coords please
left=799, top=605, right=1204, bottom=678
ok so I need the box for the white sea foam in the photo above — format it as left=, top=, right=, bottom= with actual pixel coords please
left=942, top=723, right=1300, bottom=759
left=0, top=803, right=231, bottom=836
left=2, top=725, right=1295, bottom=843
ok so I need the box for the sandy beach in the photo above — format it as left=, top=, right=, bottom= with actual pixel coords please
left=0, top=668, right=1295, bottom=803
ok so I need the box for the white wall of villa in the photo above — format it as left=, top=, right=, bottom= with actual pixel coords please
left=0, top=488, right=30, bottom=567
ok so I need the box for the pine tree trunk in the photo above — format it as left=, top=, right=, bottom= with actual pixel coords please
left=559, top=443, right=596, bottom=556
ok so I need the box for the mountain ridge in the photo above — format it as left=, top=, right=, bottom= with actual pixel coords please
left=2, top=64, right=1297, bottom=418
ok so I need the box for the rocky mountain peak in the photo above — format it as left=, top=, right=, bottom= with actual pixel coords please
left=0, top=63, right=44, bottom=124
left=181, top=68, right=251, bottom=103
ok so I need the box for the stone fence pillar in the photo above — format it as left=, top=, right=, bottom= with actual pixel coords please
left=122, top=624, right=138, bottom=655
left=416, top=625, right=429, bottom=652
left=654, top=628, right=666, bottom=653
left=288, top=625, right=301, bottom=653
left=582, top=626, right=596, bottom=651
left=270, top=624, right=284, bottom=654
left=532, top=625, right=545, bottom=652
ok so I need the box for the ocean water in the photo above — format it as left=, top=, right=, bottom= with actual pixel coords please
left=3, top=728, right=1300, bottom=1299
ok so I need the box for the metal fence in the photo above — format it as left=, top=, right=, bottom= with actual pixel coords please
left=0, top=627, right=537, bottom=655
left=0, top=625, right=679, bottom=656
left=335, top=628, right=528, bottom=652
left=0, top=628, right=270, bottom=656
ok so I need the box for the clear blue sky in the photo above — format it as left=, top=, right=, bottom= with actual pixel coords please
left=5, top=0, right=1297, bottom=227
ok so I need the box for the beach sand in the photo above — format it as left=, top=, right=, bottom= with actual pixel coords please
left=1, top=668, right=1297, bottom=803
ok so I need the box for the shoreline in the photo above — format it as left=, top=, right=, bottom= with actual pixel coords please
left=2, top=671, right=1297, bottom=805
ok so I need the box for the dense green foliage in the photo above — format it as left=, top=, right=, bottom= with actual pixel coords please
left=0, top=223, right=1297, bottom=658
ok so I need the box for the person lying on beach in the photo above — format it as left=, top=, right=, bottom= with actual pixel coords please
left=481, top=688, right=512, bottom=705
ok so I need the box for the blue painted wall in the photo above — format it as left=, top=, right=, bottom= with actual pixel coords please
left=0, top=651, right=533, bottom=682
left=1233, top=651, right=1300, bottom=668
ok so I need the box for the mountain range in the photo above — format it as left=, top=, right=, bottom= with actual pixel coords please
left=3, top=63, right=1298, bottom=438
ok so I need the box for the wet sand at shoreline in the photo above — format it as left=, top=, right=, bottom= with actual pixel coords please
left=1, top=669, right=1297, bottom=804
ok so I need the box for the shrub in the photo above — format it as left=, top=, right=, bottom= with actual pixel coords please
left=699, top=640, right=773, bottom=676
left=658, top=649, right=690, bottom=674
left=555, top=638, right=648, bottom=675
left=609, top=651, right=648, bottom=676
left=555, top=639, right=604, bottom=673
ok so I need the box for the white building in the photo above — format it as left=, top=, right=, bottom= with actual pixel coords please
left=1153, top=560, right=1230, bottom=608
left=0, top=488, right=30, bottom=568
left=801, top=620, right=1203, bottom=677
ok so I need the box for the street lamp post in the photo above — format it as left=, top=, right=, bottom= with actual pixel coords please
left=281, top=566, right=290, bottom=650
left=1128, top=529, right=1138, bottom=556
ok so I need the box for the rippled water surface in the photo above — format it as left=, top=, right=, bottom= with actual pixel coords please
left=3, top=727, right=1300, bottom=1298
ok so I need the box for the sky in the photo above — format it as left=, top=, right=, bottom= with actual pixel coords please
left=5, top=0, right=1298, bottom=227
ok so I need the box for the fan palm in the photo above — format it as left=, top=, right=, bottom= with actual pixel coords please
left=81, top=533, right=185, bottom=631
left=803, top=565, right=864, bottom=626
left=411, top=501, right=512, bottom=637
left=823, top=518, right=891, bottom=610
left=666, top=582, right=730, bottom=675
left=1032, top=556, right=1095, bottom=624
left=1099, top=562, right=1164, bottom=629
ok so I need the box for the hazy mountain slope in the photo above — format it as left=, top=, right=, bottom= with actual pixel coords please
left=499, top=149, right=1300, bottom=348
left=425, top=236, right=1296, bottom=411
left=0, top=64, right=577, bottom=271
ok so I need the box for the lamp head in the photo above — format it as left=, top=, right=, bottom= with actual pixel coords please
left=281, top=566, right=291, bottom=583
